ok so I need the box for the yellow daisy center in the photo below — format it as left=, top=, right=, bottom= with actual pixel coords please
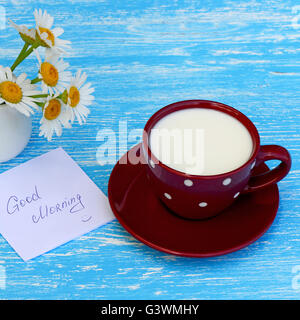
left=44, top=99, right=61, bottom=120
left=0, top=81, right=23, bottom=104
left=40, top=62, right=59, bottom=87
left=39, top=27, right=55, bottom=46
left=69, top=86, right=80, bottom=108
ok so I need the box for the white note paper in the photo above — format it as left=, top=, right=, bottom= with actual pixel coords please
left=0, top=148, right=115, bottom=261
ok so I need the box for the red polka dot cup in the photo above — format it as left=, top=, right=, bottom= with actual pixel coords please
left=142, top=100, right=291, bottom=220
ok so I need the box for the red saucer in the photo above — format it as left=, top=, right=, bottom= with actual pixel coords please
left=108, top=144, right=279, bottom=257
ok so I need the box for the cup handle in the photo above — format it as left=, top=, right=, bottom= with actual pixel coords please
left=242, top=145, right=292, bottom=193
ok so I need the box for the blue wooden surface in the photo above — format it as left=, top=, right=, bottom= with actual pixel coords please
left=0, top=0, right=299, bottom=299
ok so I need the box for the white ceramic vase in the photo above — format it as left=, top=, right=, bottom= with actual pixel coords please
left=0, top=104, right=32, bottom=163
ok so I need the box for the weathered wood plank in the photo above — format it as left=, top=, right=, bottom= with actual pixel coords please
left=0, top=0, right=299, bottom=299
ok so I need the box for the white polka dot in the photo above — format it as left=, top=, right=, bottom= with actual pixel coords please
left=223, top=178, right=232, bottom=186
left=164, top=193, right=172, bottom=200
left=149, top=159, right=155, bottom=168
left=234, top=192, right=240, bottom=198
left=199, top=202, right=207, bottom=207
left=251, top=160, right=256, bottom=170
left=184, top=179, right=193, bottom=187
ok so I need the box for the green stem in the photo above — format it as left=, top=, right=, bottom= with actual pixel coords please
left=10, top=41, right=40, bottom=72
left=31, top=77, right=42, bottom=84
left=10, top=42, right=29, bottom=71
left=30, top=94, right=49, bottom=98
left=35, top=101, right=45, bottom=108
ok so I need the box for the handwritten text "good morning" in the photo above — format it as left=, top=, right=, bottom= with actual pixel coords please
left=6, top=186, right=85, bottom=224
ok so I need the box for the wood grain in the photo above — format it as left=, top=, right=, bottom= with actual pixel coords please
left=0, top=0, right=299, bottom=299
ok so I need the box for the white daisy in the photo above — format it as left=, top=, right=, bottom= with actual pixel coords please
left=36, top=50, right=71, bottom=95
left=0, top=66, right=41, bottom=116
left=65, top=70, right=94, bottom=124
left=39, top=95, right=71, bottom=141
left=34, top=9, right=71, bottom=56
left=8, top=19, right=36, bottom=45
